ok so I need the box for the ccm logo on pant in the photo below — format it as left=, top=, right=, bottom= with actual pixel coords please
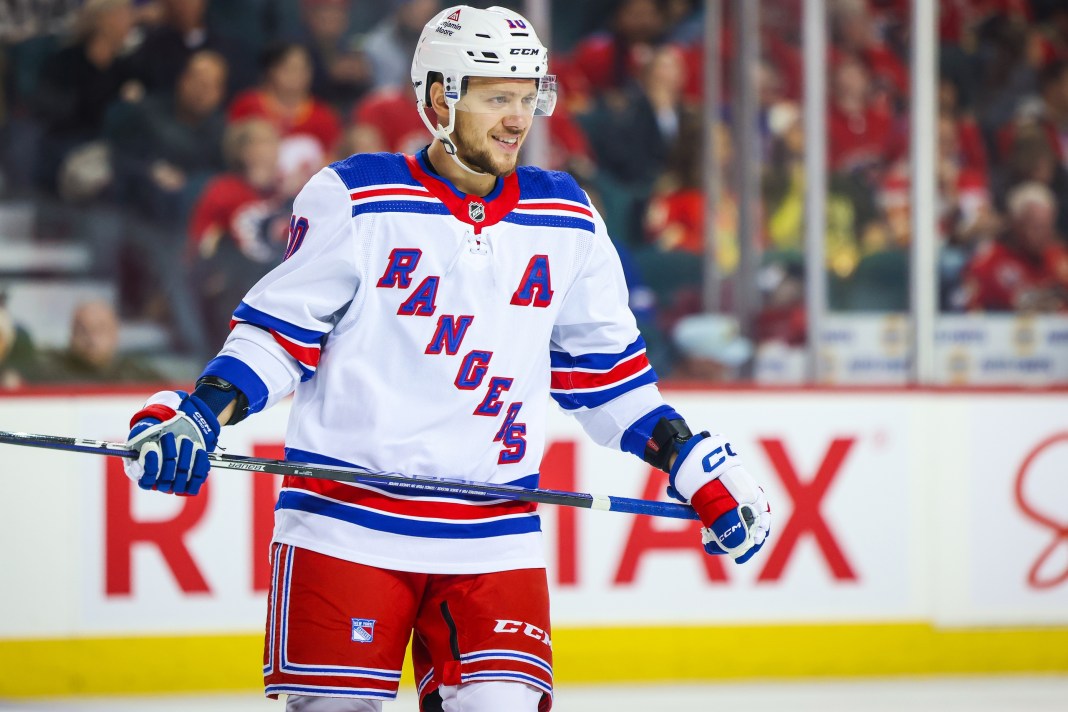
left=493, top=619, right=551, bottom=647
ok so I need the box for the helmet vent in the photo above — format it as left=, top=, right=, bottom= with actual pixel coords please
left=475, top=33, right=491, bottom=38
left=472, top=50, right=501, bottom=64
left=510, top=32, right=529, bottom=37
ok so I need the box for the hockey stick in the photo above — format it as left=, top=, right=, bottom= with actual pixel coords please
left=0, top=429, right=700, bottom=520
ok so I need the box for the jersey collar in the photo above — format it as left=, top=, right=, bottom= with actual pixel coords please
left=406, top=148, right=520, bottom=234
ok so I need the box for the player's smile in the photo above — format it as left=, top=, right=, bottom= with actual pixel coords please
left=490, top=131, right=523, bottom=153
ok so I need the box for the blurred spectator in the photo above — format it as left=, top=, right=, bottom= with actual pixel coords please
left=830, top=0, right=909, bottom=107
left=298, top=0, right=373, bottom=111
left=754, top=259, right=807, bottom=347
left=995, top=59, right=1068, bottom=235
left=585, top=45, right=697, bottom=245
left=361, top=0, right=441, bottom=90
left=30, top=0, right=143, bottom=195
left=827, top=54, right=901, bottom=183
left=545, top=101, right=598, bottom=176
left=130, top=0, right=256, bottom=98
left=939, top=0, right=998, bottom=49
left=189, top=119, right=292, bottom=349
left=1032, top=4, right=1068, bottom=67
left=105, top=50, right=229, bottom=223
left=565, top=0, right=666, bottom=107
left=662, top=0, right=703, bottom=45
left=640, top=118, right=738, bottom=337
left=763, top=102, right=866, bottom=280
left=939, top=73, right=990, bottom=172
left=935, top=113, right=1002, bottom=309
left=973, top=2, right=1044, bottom=141
left=0, top=303, right=40, bottom=388
left=228, top=43, right=342, bottom=192
left=646, top=120, right=738, bottom=268
left=670, top=313, right=753, bottom=382
left=636, top=44, right=698, bottom=158
left=963, top=182, right=1068, bottom=312
left=346, top=86, right=429, bottom=156
left=37, top=300, right=165, bottom=383
left=1000, top=123, right=1060, bottom=193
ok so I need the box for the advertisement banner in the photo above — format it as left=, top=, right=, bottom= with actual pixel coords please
left=961, top=401, right=1068, bottom=625
left=763, top=314, right=1068, bottom=385
left=1, top=390, right=1066, bottom=642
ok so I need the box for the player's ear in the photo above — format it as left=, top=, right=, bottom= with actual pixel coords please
left=428, top=81, right=450, bottom=124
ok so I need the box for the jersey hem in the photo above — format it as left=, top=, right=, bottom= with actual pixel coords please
left=272, top=533, right=548, bottom=575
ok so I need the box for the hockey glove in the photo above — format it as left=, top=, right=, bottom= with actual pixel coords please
left=124, top=390, right=220, bottom=495
left=669, top=432, right=771, bottom=564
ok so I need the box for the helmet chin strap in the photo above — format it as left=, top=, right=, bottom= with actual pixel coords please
left=441, top=136, right=489, bottom=176
left=417, top=101, right=490, bottom=177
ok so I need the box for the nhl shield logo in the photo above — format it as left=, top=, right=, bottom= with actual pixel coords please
left=468, top=201, right=486, bottom=223
left=351, top=618, right=375, bottom=643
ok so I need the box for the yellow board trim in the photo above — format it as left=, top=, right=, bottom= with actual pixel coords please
left=3, top=623, right=1068, bottom=697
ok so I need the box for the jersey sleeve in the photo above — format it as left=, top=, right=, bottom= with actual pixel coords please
left=550, top=199, right=668, bottom=449
left=199, top=166, right=360, bottom=415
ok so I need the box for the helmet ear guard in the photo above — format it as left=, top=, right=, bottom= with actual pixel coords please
left=417, top=71, right=463, bottom=157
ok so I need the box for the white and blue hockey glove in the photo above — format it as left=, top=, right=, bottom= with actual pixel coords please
left=124, top=390, right=220, bottom=496
left=669, top=432, right=771, bottom=564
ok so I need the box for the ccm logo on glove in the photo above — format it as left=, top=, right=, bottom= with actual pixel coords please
left=702, top=442, right=737, bottom=473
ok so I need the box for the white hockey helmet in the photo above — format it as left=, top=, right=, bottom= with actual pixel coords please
left=410, top=5, right=557, bottom=164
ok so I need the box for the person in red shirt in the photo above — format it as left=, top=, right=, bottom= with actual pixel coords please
left=347, top=85, right=428, bottom=155
left=565, top=0, right=666, bottom=104
left=188, top=118, right=291, bottom=349
left=963, top=182, right=1068, bottom=312
left=227, top=43, right=342, bottom=170
left=830, top=0, right=909, bottom=105
left=827, top=54, right=901, bottom=177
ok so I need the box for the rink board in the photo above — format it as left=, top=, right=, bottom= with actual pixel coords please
left=1, top=389, right=1067, bottom=695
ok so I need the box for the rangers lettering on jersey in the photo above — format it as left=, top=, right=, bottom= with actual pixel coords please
left=199, top=150, right=662, bottom=574
left=425, top=315, right=475, bottom=355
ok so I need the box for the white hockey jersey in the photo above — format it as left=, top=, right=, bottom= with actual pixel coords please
left=201, top=150, right=666, bottom=573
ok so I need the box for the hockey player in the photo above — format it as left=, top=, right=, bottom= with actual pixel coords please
left=123, top=6, right=771, bottom=711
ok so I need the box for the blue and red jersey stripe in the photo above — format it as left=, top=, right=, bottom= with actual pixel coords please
left=231, top=302, right=327, bottom=381
left=549, top=337, right=658, bottom=410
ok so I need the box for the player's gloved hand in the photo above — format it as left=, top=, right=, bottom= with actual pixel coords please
left=124, top=390, right=220, bottom=495
left=668, top=432, right=771, bottom=564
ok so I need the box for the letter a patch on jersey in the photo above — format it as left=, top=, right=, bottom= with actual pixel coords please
left=510, top=254, right=554, bottom=307
left=351, top=618, right=376, bottom=643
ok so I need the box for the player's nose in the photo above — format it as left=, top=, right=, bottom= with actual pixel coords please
left=500, top=114, right=529, bottom=133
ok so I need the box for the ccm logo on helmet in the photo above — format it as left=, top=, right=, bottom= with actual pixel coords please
left=509, top=48, right=540, bottom=55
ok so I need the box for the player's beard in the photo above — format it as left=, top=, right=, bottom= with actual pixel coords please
left=453, top=114, right=524, bottom=177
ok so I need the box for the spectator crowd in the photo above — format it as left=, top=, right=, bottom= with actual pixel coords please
left=1, top=0, right=1068, bottom=388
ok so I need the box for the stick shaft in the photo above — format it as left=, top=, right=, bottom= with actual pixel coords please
left=0, top=430, right=699, bottom=520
